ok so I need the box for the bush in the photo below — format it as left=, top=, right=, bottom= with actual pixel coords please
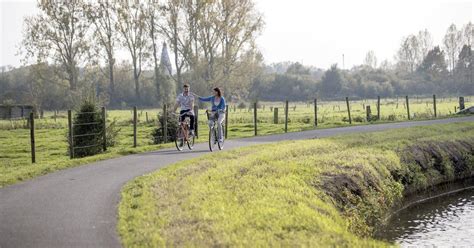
left=237, top=102, right=246, bottom=109
left=151, top=111, right=179, bottom=144
left=301, top=116, right=311, bottom=124
left=353, top=116, right=365, bottom=123
left=72, top=101, right=104, bottom=158
left=387, top=114, right=397, bottom=121
left=106, top=118, right=121, bottom=147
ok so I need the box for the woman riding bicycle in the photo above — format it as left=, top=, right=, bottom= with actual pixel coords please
left=196, top=87, right=226, bottom=142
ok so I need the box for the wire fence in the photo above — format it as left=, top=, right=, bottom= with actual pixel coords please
left=0, top=95, right=471, bottom=165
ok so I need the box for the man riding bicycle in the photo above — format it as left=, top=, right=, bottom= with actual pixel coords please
left=173, top=83, right=195, bottom=136
left=196, top=87, right=226, bottom=142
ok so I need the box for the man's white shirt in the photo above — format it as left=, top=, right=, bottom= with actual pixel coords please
left=176, top=93, right=195, bottom=114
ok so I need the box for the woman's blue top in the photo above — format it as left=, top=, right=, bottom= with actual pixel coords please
left=199, top=96, right=226, bottom=111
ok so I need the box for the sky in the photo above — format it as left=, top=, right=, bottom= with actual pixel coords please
left=0, top=0, right=472, bottom=69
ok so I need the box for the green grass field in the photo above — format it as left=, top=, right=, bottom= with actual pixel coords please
left=0, top=96, right=470, bottom=187
left=118, top=122, right=474, bottom=247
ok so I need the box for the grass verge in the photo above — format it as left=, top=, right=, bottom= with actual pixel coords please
left=118, top=122, right=474, bottom=247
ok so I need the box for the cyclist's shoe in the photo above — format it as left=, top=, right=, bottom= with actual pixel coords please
left=189, top=130, right=195, bottom=136
left=219, top=138, right=224, bottom=143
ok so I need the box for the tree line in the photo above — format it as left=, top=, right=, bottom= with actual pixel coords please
left=251, top=23, right=472, bottom=101
left=0, top=0, right=472, bottom=110
left=1, top=0, right=263, bottom=110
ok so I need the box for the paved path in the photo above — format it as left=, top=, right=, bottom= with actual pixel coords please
left=1, top=116, right=473, bottom=248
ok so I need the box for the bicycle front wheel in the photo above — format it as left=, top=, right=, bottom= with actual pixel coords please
left=209, top=127, right=217, bottom=152
left=175, top=128, right=185, bottom=151
left=187, top=133, right=195, bottom=150
left=218, top=125, right=225, bottom=150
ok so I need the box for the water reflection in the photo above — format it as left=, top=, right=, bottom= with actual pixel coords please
left=378, top=188, right=474, bottom=246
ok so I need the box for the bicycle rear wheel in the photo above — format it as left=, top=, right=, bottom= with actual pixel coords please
left=175, top=128, right=185, bottom=151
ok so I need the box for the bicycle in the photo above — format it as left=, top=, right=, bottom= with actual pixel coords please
left=174, top=111, right=195, bottom=151
left=206, top=110, right=225, bottom=152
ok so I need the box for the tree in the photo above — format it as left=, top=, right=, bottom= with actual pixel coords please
left=286, top=62, right=310, bottom=75
left=84, top=1, right=118, bottom=104
left=216, top=0, right=264, bottom=91
left=443, top=24, right=463, bottom=73
left=363, top=50, right=377, bottom=69
left=417, top=46, right=448, bottom=82
left=21, top=0, right=90, bottom=90
left=417, top=29, right=433, bottom=60
left=455, top=45, right=473, bottom=93
left=396, top=35, right=420, bottom=73
left=461, top=22, right=473, bottom=47
left=146, top=2, right=165, bottom=106
left=116, top=1, right=149, bottom=101
left=320, top=64, right=343, bottom=97
left=158, top=0, right=264, bottom=94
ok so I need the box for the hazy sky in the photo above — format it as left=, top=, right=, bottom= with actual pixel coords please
left=0, top=0, right=472, bottom=69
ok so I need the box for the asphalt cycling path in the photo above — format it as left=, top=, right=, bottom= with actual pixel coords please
left=1, top=116, right=473, bottom=248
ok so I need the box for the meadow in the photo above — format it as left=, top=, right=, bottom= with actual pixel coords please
left=118, top=122, right=474, bottom=247
left=0, top=96, right=470, bottom=187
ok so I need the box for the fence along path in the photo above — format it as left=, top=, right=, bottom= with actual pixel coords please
left=1, top=95, right=471, bottom=164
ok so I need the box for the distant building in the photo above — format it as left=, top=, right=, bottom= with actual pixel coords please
left=0, top=105, right=34, bottom=119
left=160, top=42, right=172, bottom=76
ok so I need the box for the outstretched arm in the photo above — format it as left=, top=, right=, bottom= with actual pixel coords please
left=198, top=96, right=213, bottom=102
left=191, top=92, right=202, bottom=98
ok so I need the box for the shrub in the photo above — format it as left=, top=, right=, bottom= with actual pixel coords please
left=151, top=111, right=179, bottom=144
left=301, top=116, right=311, bottom=124
left=387, top=114, right=397, bottom=121
left=72, top=101, right=104, bottom=158
left=353, top=116, right=365, bottom=123
left=237, top=102, right=246, bottom=109
left=106, top=118, right=121, bottom=147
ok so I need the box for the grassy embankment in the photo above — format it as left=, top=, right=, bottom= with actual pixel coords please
left=0, top=97, right=468, bottom=187
left=118, top=122, right=474, bottom=247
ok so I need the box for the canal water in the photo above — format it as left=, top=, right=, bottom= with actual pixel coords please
left=377, top=187, right=474, bottom=246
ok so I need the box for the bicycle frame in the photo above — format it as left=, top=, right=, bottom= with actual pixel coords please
left=174, top=111, right=194, bottom=151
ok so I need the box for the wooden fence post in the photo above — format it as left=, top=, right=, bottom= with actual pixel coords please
left=30, top=112, right=35, bottom=163
left=314, top=98, right=318, bottom=127
left=194, top=105, right=199, bottom=138
left=346, top=97, right=352, bottom=124
left=164, top=104, right=168, bottom=143
left=68, top=110, right=74, bottom=159
left=225, top=105, right=229, bottom=139
left=406, top=96, right=410, bottom=120
left=102, top=107, right=107, bottom=151
left=254, top=102, right=257, bottom=136
left=433, top=94, right=437, bottom=118
left=274, top=107, right=279, bottom=124
left=459, top=97, right=465, bottom=110
left=366, top=105, right=371, bottom=122
left=133, top=106, right=137, bottom=147
left=377, top=96, right=380, bottom=120
left=285, top=100, right=289, bottom=132
left=146, top=112, right=149, bottom=123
